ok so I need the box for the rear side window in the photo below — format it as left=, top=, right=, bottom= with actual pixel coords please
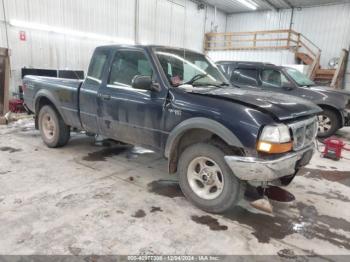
left=86, top=50, right=108, bottom=84
left=108, top=50, right=153, bottom=87
left=231, top=68, right=258, bottom=86
left=261, top=69, right=290, bottom=88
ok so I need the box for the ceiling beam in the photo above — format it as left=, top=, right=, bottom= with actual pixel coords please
left=260, top=0, right=279, bottom=11
left=279, top=0, right=294, bottom=8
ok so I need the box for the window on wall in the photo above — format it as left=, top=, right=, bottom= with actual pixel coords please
left=86, top=50, right=108, bottom=84
left=231, top=68, right=259, bottom=86
left=261, top=69, right=290, bottom=88
left=108, top=50, right=153, bottom=87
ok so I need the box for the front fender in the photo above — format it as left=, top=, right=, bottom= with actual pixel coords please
left=164, top=117, right=243, bottom=158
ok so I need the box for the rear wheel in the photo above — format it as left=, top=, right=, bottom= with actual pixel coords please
left=38, top=105, right=70, bottom=148
left=317, top=109, right=340, bottom=138
left=178, top=143, right=241, bottom=213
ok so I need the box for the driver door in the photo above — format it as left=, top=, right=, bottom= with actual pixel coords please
left=97, top=48, right=166, bottom=150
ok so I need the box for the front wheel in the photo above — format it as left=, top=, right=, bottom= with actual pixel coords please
left=178, top=143, right=241, bottom=213
left=38, top=105, right=70, bottom=148
left=317, top=109, right=340, bottom=138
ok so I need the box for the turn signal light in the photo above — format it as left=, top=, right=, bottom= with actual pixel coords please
left=257, top=141, right=293, bottom=154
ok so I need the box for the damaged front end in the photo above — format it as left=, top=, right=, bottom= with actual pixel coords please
left=224, top=117, right=318, bottom=213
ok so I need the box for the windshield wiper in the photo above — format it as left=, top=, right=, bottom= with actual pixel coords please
left=193, top=82, right=229, bottom=88
left=183, top=74, right=208, bottom=85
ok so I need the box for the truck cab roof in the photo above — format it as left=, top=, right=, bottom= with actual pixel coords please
left=95, top=44, right=203, bottom=55
left=216, top=60, right=279, bottom=69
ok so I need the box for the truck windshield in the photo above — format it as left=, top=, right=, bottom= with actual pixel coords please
left=155, top=48, right=228, bottom=87
left=285, top=68, right=315, bottom=87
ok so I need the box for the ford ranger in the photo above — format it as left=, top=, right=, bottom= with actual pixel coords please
left=216, top=61, right=350, bottom=138
left=23, top=45, right=322, bottom=213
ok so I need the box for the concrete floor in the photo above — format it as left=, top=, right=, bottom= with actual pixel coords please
left=1, top=117, right=350, bottom=257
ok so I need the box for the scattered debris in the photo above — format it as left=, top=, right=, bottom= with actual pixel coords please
left=277, top=249, right=297, bottom=259
left=13, top=199, right=22, bottom=204
left=68, top=246, right=82, bottom=256
left=250, top=198, right=273, bottom=214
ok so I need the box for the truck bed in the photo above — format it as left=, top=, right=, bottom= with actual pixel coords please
left=23, top=75, right=83, bottom=128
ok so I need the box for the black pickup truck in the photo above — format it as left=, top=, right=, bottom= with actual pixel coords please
left=216, top=61, right=350, bottom=138
left=23, top=45, right=321, bottom=213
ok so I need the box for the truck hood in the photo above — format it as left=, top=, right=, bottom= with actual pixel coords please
left=309, top=85, right=350, bottom=96
left=192, top=87, right=322, bottom=121
left=298, top=85, right=350, bottom=109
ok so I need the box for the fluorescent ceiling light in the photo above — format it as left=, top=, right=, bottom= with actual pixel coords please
left=9, top=19, right=134, bottom=44
left=235, top=0, right=257, bottom=10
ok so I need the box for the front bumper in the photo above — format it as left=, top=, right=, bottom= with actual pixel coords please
left=224, top=145, right=314, bottom=182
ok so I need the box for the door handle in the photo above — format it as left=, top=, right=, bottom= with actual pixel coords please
left=100, top=94, right=111, bottom=100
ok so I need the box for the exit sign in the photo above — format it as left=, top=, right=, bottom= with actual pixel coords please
left=19, top=31, right=26, bottom=41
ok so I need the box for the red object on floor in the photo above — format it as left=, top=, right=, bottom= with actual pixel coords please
left=9, top=99, right=25, bottom=113
left=322, top=137, right=350, bottom=160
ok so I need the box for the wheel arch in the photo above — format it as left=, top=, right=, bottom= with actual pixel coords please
left=165, top=118, right=244, bottom=174
left=318, top=104, right=343, bottom=127
left=34, top=91, right=64, bottom=129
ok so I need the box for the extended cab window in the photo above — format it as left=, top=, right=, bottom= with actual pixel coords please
left=261, top=69, right=290, bottom=88
left=231, top=69, right=258, bottom=86
left=86, top=50, right=108, bottom=84
left=108, top=50, right=153, bottom=87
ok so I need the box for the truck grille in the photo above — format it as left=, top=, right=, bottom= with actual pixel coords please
left=288, top=117, right=318, bottom=151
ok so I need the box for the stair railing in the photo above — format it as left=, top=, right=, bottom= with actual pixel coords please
left=204, top=29, right=322, bottom=79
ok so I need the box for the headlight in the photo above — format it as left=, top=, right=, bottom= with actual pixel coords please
left=257, top=124, right=292, bottom=154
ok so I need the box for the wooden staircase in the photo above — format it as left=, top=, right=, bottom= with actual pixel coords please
left=204, top=29, right=349, bottom=89
left=296, top=52, right=314, bottom=65
left=296, top=49, right=348, bottom=87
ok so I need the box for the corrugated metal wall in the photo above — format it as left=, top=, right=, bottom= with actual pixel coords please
left=214, top=3, right=350, bottom=88
left=0, top=0, right=225, bottom=95
left=208, top=50, right=296, bottom=65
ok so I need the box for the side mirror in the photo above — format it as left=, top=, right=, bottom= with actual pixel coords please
left=132, top=75, right=160, bottom=91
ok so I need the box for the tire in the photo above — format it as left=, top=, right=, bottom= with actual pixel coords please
left=38, top=105, right=70, bottom=148
left=178, top=143, right=241, bottom=213
left=317, top=109, right=340, bottom=138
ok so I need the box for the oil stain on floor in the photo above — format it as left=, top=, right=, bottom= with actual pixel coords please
left=191, top=215, right=228, bottom=231
left=148, top=180, right=183, bottom=198
left=299, top=168, right=350, bottom=187
left=150, top=206, right=163, bottom=213
left=222, top=203, right=350, bottom=249
left=132, top=209, right=146, bottom=218
left=82, top=146, right=130, bottom=162
left=82, top=144, right=155, bottom=162
left=0, top=147, right=22, bottom=153
left=148, top=179, right=350, bottom=249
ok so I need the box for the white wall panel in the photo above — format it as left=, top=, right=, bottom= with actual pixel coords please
left=292, top=4, right=350, bottom=67
left=207, top=50, right=296, bottom=65
left=205, top=5, right=226, bottom=33
left=1, top=0, right=223, bottom=95
left=226, top=4, right=350, bottom=67
left=225, top=3, right=350, bottom=88
left=226, top=10, right=291, bottom=32
left=0, top=0, right=7, bottom=48
left=138, top=0, right=208, bottom=51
